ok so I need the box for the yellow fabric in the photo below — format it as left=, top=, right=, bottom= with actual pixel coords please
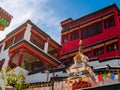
left=107, top=72, right=111, bottom=78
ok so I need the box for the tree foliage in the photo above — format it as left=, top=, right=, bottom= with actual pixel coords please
left=1, top=67, right=27, bottom=90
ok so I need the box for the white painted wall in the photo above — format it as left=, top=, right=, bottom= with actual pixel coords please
left=25, top=71, right=69, bottom=83
left=88, top=60, right=101, bottom=69
left=88, top=59, right=120, bottom=69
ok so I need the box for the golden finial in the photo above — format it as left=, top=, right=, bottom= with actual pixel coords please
left=74, top=40, right=83, bottom=62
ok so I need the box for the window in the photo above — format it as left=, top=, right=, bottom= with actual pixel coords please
left=81, top=21, right=102, bottom=39
left=84, top=51, right=91, bottom=58
left=30, top=33, right=45, bottom=50
left=14, top=31, right=24, bottom=43
left=4, top=38, right=14, bottom=50
left=70, top=30, right=79, bottom=41
left=62, top=26, right=69, bottom=31
left=93, top=47, right=104, bottom=56
left=104, top=16, right=115, bottom=28
left=62, top=35, right=68, bottom=44
left=106, top=41, right=118, bottom=52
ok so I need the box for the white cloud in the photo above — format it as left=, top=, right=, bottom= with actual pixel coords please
left=0, top=0, right=61, bottom=43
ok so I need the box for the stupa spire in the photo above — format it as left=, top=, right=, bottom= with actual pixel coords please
left=79, top=40, right=83, bottom=53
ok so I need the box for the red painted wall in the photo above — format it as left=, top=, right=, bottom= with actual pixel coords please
left=60, top=5, right=120, bottom=60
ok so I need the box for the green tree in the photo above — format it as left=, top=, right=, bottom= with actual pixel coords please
left=1, top=67, right=28, bottom=90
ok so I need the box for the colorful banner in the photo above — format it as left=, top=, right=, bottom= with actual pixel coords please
left=91, top=75, right=96, bottom=82
left=27, top=72, right=120, bottom=90
left=97, top=74, right=103, bottom=82
left=107, top=72, right=111, bottom=78
left=0, top=24, right=4, bottom=30
left=0, top=18, right=8, bottom=27
left=110, top=73, right=115, bottom=80
left=103, top=73, right=107, bottom=79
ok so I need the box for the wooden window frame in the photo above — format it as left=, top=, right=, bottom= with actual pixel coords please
left=104, top=16, right=115, bottom=28
left=14, top=31, right=25, bottom=43
left=93, top=46, right=104, bottom=56
left=106, top=41, right=118, bottom=52
left=4, top=38, right=14, bottom=50
left=81, top=21, right=102, bottom=39
left=84, top=51, right=91, bottom=58
left=70, top=30, right=79, bottom=41
left=62, top=34, right=69, bottom=44
left=30, top=33, right=45, bottom=50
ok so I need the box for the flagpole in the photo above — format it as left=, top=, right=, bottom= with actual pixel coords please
left=118, top=70, right=120, bottom=82
left=114, top=44, right=119, bottom=65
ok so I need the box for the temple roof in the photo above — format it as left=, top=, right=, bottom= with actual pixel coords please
left=5, top=20, right=61, bottom=48
left=61, top=4, right=119, bottom=25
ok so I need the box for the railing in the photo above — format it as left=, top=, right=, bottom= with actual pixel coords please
left=26, top=69, right=120, bottom=90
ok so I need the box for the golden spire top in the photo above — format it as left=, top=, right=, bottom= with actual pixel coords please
left=79, top=40, right=83, bottom=53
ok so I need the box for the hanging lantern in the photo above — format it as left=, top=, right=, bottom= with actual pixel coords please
left=0, top=7, right=13, bottom=31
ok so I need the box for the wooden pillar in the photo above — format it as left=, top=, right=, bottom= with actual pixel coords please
left=104, top=43, right=106, bottom=57
left=57, top=51, right=60, bottom=60
left=114, top=11, right=120, bottom=56
left=68, top=32, right=70, bottom=42
left=101, top=18, right=105, bottom=32
left=79, top=28, right=81, bottom=40
left=91, top=48, right=94, bottom=58
left=18, top=49, right=24, bottom=66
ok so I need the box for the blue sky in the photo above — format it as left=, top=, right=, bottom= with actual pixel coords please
left=0, top=0, right=120, bottom=43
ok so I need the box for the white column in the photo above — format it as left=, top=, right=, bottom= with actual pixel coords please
left=44, top=42, right=49, bottom=53
left=24, top=23, right=32, bottom=41
left=1, top=43, right=5, bottom=52
left=2, top=56, right=9, bottom=69
left=0, top=43, right=9, bottom=69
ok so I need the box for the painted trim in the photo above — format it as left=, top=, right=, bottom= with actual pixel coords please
left=61, top=18, right=72, bottom=25
left=105, top=39, right=118, bottom=45
left=9, top=40, right=60, bottom=67
left=62, top=12, right=114, bottom=34
left=92, top=44, right=104, bottom=49
left=99, top=56, right=120, bottom=62
left=31, top=30, right=61, bottom=50
left=3, top=27, right=26, bottom=43
left=60, top=36, right=118, bottom=58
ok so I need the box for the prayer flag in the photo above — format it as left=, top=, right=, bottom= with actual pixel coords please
left=91, top=75, right=96, bottom=82
left=98, top=74, right=103, bottom=82
left=103, top=73, right=107, bottom=79
left=110, top=73, right=115, bottom=80
left=95, top=76, right=98, bottom=82
left=107, top=72, right=111, bottom=78
left=115, top=75, right=118, bottom=79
